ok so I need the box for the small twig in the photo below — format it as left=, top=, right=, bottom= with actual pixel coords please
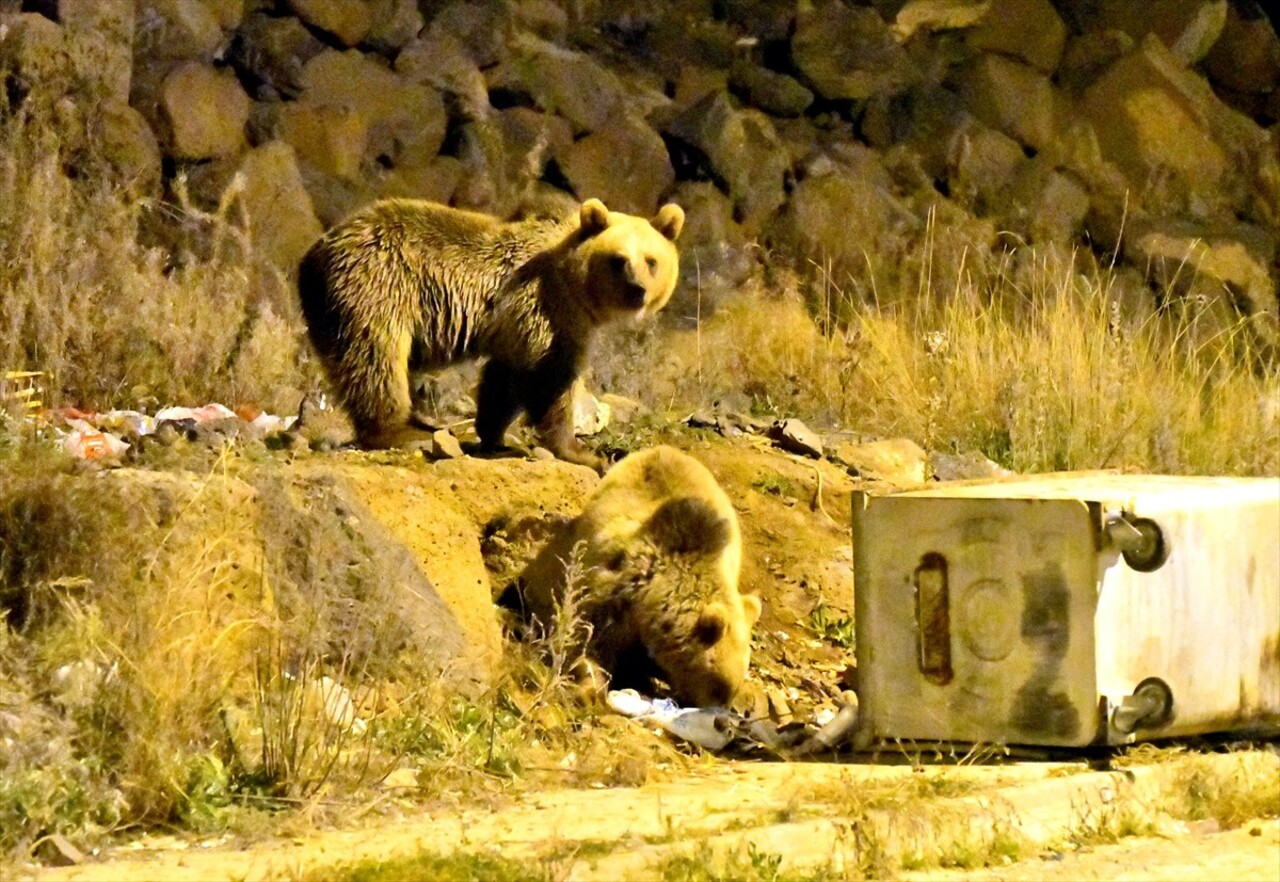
left=809, top=463, right=839, bottom=528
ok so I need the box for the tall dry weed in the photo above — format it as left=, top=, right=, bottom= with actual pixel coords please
left=634, top=240, right=1278, bottom=477
left=0, top=99, right=309, bottom=414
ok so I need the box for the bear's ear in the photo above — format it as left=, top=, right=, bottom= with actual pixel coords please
left=651, top=203, right=684, bottom=241
left=694, top=603, right=728, bottom=646
left=580, top=198, right=610, bottom=234
left=646, top=497, right=730, bottom=555
left=741, top=593, right=762, bottom=627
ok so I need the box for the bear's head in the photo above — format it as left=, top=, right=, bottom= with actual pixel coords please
left=576, top=198, right=684, bottom=320
left=630, top=496, right=763, bottom=708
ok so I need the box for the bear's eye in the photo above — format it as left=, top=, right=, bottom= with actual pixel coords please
left=610, top=254, right=629, bottom=273
left=645, top=256, right=657, bottom=274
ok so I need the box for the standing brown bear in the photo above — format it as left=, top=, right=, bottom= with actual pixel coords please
left=297, top=197, right=684, bottom=469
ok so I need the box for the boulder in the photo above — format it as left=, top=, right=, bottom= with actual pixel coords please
left=230, top=140, right=324, bottom=271
left=395, top=31, right=490, bottom=121
left=769, top=150, right=919, bottom=292
left=365, top=0, right=425, bottom=54
left=674, top=65, right=731, bottom=111
left=793, top=1, right=917, bottom=102
left=729, top=61, right=814, bottom=118
left=276, top=101, right=369, bottom=182
left=666, top=91, right=791, bottom=231
left=299, top=49, right=447, bottom=169
left=965, top=0, right=1066, bottom=74
left=946, top=121, right=1027, bottom=216
left=494, top=106, right=573, bottom=194
left=376, top=154, right=465, bottom=205
left=427, top=0, right=513, bottom=69
left=54, top=0, right=134, bottom=103
left=832, top=438, right=929, bottom=486
left=557, top=115, right=674, bottom=215
left=1126, top=220, right=1279, bottom=353
left=1057, top=28, right=1135, bottom=93
left=285, top=0, right=373, bottom=47
left=160, top=61, right=250, bottom=160
left=1078, top=35, right=1234, bottom=220
left=665, top=180, right=754, bottom=322
left=893, top=0, right=992, bottom=40
left=0, top=11, right=132, bottom=105
left=955, top=53, right=1060, bottom=153
left=486, top=33, right=628, bottom=135
left=1203, top=4, right=1280, bottom=96
left=511, top=0, right=569, bottom=43
left=93, top=101, right=163, bottom=197
left=1084, top=0, right=1229, bottom=64
left=229, top=12, right=326, bottom=100
left=770, top=418, right=824, bottom=459
left=134, top=0, right=225, bottom=61
left=1005, top=161, right=1091, bottom=245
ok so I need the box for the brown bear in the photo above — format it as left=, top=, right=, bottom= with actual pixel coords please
left=516, top=445, right=762, bottom=708
left=297, top=197, right=684, bottom=469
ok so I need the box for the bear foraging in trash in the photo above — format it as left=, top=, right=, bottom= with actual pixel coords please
left=516, top=445, right=762, bottom=707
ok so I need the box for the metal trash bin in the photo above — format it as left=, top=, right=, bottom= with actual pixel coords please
left=851, top=473, right=1280, bottom=749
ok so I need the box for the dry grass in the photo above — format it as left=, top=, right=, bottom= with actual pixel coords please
left=621, top=240, right=1279, bottom=477
left=0, top=96, right=309, bottom=416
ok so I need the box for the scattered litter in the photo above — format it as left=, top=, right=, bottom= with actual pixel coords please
left=60, top=419, right=129, bottom=460
left=154, top=403, right=237, bottom=424
left=607, top=689, right=735, bottom=751
left=607, top=688, right=860, bottom=757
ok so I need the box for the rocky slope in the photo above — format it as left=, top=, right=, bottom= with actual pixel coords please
left=1, top=0, right=1276, bottom=348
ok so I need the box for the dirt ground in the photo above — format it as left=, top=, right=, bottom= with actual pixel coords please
left=23, top=755, right=1279, bottom=882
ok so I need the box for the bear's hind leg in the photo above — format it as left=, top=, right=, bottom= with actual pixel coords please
left=341, top=331, right=432, bottom=449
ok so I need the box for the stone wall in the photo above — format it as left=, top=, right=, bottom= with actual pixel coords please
left=1, top=0, right=1276, bottom=339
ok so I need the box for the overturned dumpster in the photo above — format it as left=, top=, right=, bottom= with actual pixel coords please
left=852, top=473, right=1280, bottom=750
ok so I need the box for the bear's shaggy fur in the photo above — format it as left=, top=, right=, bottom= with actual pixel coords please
left=517, top=445, right=762, bottom=707
left=297, top=197, right=683, bottom=469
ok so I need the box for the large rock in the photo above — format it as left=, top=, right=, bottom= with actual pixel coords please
left=486, top=33, right=628, bottom=135
left=365, top=0, right=425, bottom=53
left=728, top=61, right=814, bottom=117
left=1078, top=35, right=1239, bottom=220
left=299, top=49, right=447, bottom=169
left=792, top=1, right=917, bottom=102
left=955, top=53, right=1059, bottom=153
left=160, top=61, right=250, bottom=160
left=494, top=107, right=573, bottom=199
left=395, top=31, right=490, bottom=121
left=54, top=0, right=135, bottom=103
left=0, top=11, right=131, bottom=105
left=1127, top=220, right=1279, bottom=353
left=427, top=0, right=513, bottom=69
left=375, top=155, right=465, bottom=205
left=1005, top=160, right=1091, bottom=245
left=893, top=0, right=992, bottom=39
left=557, top=115, right=674, bottom=215
left=965, top=0, right=1066, bottom=74
left=231, top=140, right=324, bottom=271
left=666, top=91, right=791, bottom=231
left=229, top=12, right=326, bottom=100
left=665, top=180, right=754, bottom=323
left=93, top=101, right=163, bottom=197
left=1084, top=0, right=1229, bottom=64
left=275, top=101, right=369, bottom=182
left=769, top=150, right=919, bottom=295
left=134, top=0, right=226, bottom=61
left=1203, top=4, right=1280, bottom=96
left=946, top=121, right=1028, bottom=216
left=285, top=0, right=374, bottom=47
